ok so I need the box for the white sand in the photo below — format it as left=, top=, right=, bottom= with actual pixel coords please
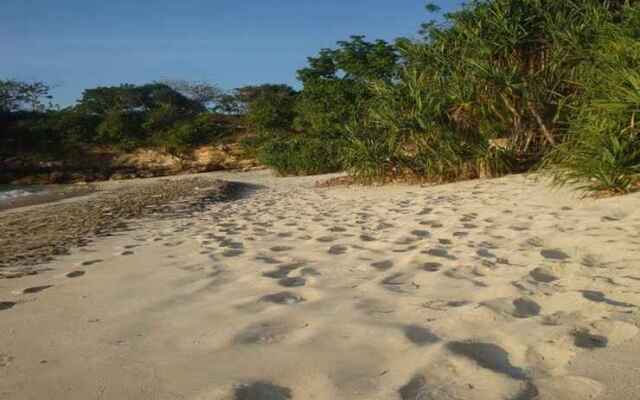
left=1, top=171, right=639, bottom=400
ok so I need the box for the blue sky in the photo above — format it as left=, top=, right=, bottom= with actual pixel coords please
left=2, top=1, right=463, bottom=106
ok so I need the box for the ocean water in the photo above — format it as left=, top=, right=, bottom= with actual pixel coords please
left=0, top=185, right=43, bottom=202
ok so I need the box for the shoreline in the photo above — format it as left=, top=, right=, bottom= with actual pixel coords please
left=0, top=175, right=239, bottom=278
left=0, top=184, right=97, bottom=212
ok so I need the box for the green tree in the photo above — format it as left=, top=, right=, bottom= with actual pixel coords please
left=76, top=83, right=204, bottom=147
left=235, top=84, right=298, bottom=133
left=295, top=35, right=398, bottom=136
left=160, top=80, right=224, bottom=110
left=0, top=80, right=52, bottom=113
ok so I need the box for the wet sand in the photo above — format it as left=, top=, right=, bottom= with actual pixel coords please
left=1, top=170, right=639, bottom=399
left=0, top=184, right=96, bottom=212
left=0, top=176, right=233, bottom=276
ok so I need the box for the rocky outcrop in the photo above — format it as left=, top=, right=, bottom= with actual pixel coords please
left=0, top=144, right=261, bottom=184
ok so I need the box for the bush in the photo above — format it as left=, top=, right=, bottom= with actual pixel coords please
left=154, top=113, right=234, bottom=156
left=545, top=8, right=640, bottom=194
left=241, top=85, right=297, bottom=133
left=340, top=129, right=400, bottom=182
left=294, top=36, right=398, bottom=137
left=546, top=71, right=640, bottom=193
left=239, top=133, right=271, bottom=158
left=95, top=112, right=146, bottom=150
left=335, top=0, right=640, bottom=190
left=49, top=111, right=101, bottom=147
left=257, top=135, right=343, bottom=175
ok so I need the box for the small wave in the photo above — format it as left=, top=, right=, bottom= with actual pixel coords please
left=0, top=188, right=41, bottom=201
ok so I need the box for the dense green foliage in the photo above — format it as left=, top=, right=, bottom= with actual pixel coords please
left=3, top=1, right=640, bottom=192
left=252, top=36, right=398, bottom=176
left=1, top=82, right=239, bottom=157
left=338, top=0, right=640, bottom=188
left=257, top=0, right=640, bottom=190
left=256, top=134, right=343, bottom=176
left=236, top=84, right=298, bottom=133
left=0, top=80, right=52, bottom=113
left=294, top=36, right=398, bottom=136
left=545, top=5, right=640, bottom=192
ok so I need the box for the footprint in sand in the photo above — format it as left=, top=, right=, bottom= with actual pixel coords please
left=263, top=263, right=304, bottom=279
left=447, top=300, right=471, bottom=307
left=278, top=277, right=306, bottom=288
left=420, top=262, right=442, bottom=272
left=382, top=273, right=418, bottom=293
left=572, top=329, right=608, bottom=349
left=233, top=381, right=292, bottom=400
left=512, top=297, right=541, bottom=318
left=525, top=237, right=545, bottom=248
left=411, top=230, right=431, bottom=239
left=234, top=321, right=291, bottom=345
left=395, top=237, right=417, bottom=245
left=66, top=270, right=85, bottom=278
left=403, top=325, right=440, bottom=346
left=370, top=260, right=393, bottom=271
left=398, top=375, right=428, bottom=400
left=316, top=235, right=337, bottom=243
left=81, top=259, right=103, bottom=266
left=255, top=255, right=282, bottom=265
left=328, top=245, right=348, bottom=255
left=580, top=290, right=635, bottom=308
left=301, top=267, right=321, bottom=277
left=260, top=292, right=305, bottom=305
left=220, top=239, right=244, bottom=249
left=417, top=207, right=433, bottom=215
left=222, top=249, right=244, bottom=257
left=359, top=234, right=377, bottom=242
left=540, top=249, right=570, bottom=261
left=581, top=254, right=605, bottom=268
left=483, top=297, right=541, bottom=319
left=529, top=267, right=559, bottom=283
left=23, top=285, right=53, bottom=294
left=424, top=248, right=456, bottom=260
left=270, top=246, right=293, bottom=253
left=446, top=341, right=527, bottom=380
left=477, top=248, right=497, bottom=259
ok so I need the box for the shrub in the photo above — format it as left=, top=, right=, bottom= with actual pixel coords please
left=49, top=111, right=101, bottom=146
left=546, top=71, right=640, bottom=193
left=154, top=113, right=234, bottom=156
left=96, top=112, right=146, bottom=150
left=294, top=36, right=398, bottom=137
left=241, top=85, right=297, bottom=133
left=545, top=8, right=640, bottom=193
left=337, top=0, right=639, bottom=189
left=239, top=133, right=271, bottom=158
left=257, top=135, right=343, bottom=175
left=340, top=128, right=400, bottom=182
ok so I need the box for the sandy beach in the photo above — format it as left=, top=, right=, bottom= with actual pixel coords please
left=1, top=170, right=639, bottom=400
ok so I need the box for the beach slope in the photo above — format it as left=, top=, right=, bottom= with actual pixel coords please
left=1, top=171, right=639, bottom=399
